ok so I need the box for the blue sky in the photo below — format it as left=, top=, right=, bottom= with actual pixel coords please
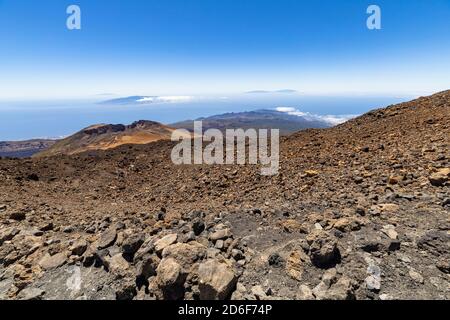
left=0, top=0, right=449, bottom=99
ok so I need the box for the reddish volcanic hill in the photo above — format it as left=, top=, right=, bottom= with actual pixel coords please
left=34, top=120, right=188, bottom=157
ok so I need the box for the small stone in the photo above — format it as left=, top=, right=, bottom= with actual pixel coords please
left=365, top=275, right=381, bottom=292
left=280, top=219, right=307, bottom=233
left=215, top=239, right=224, bottom=250
left=381, top=225, right=398, bottom=240
left=378, top=203, right=399, bottom=213
left=442, top=198, right=450, bottom=207
left=0, top=227, right=20, bottom=245
left=312, top=281, right=329, bottom=300
left=231, top=249, right=244, bottom=261
left=97, top=229, right=117, bottom=250
left=184, top=231, right=196, bottom=242
left=251, top=285, right=268, bottom=300
left=322, top=268, right=337, bottom=287
left=296, top=284, right=314, bottom=300
left=305, top=170, right=319, bottom=177
left=429, top=168, right=449, bottom=186
left=409, top=268, right=424, bottom=284
left=388, top=239, right=401, bottom=252
left=63, top=226, right=74, bottom=233
left=353, top=176, right=364, bottom=184
left=192, top=219, right=205, bottom=236
left=39, top=222, right=54, bottom=232
left=156, top=211, right=166, bottom=221
left=325, top=276, right=355, bottom=300
left=388, top=176, right=401, bottom=185
left=209, top=229, right=232, bottom=242
left=268, top=253, right=285, bottom=267
left=436, top=259, right=450, bottom=274
left=17, top=287, right=45, bottom=300
left=286, top=250, right=306, bottom=281
left=27, top=173, right=39, bottom=181
left=70, top=239, right=88, bottom=256
left=236, top=259, right=246, bottom=267
left=38, top=252, right=67, bottom=270
left=155, top=234, right=178, bottom=255
left=314, top=223, right=323, bottom=230
left=10, top=211, right=26, bottom=221
left=333, top=217, right=362, bottom=232
left=108, top=253, right=130, bottom=275
left=231, top=282, right=247, bottom=300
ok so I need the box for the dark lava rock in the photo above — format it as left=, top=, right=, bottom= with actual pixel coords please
left=268, top=253, right=285, bottom=267
left=10, top=211, right=26, bottom=221
left=122, top=233, right=145, bottom=255
left=309, top=232, right=341, bottom=269
left=192, top=219, right=206, bottom=236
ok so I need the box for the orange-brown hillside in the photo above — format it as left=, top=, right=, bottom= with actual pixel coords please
left=34, top=120, right=189, bottom=157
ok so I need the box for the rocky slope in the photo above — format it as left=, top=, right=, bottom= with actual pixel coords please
left=34, top=120, right=186, bottom=158
left=0, top=91, right=449, bottom=300
left=171, top=109, right=330, bottom=135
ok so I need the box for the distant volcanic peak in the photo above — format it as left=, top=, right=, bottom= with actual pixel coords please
left=82, top=124, right=127, bottom=135
left=171, top=108, right=331, bottom=135
left=128, top=120, right=163, bottom=129
left=34, top=119, right=177, bottom=157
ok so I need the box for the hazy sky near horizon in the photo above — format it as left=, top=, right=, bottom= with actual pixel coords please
left=0, top=0, right=449, bottom=100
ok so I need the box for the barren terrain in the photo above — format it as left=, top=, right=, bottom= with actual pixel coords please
left=0, top=91, right=449, bottom=300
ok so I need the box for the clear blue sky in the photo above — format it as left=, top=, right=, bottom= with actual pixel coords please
left=0, top=0, right=449, bottom=99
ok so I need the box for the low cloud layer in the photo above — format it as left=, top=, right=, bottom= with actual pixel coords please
left=276, top=107, right=358, bottom=126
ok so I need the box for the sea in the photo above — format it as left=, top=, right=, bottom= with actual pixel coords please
left=0, top=94, right=413, bottom=141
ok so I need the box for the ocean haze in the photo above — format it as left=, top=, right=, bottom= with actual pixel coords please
left=0, top=94, right=412, bottom=141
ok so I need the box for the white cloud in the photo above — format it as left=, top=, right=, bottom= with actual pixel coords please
left=275, top=107, right=297, bottom=113
left=136, top=96, right=194, bottom=103
left=276, top=107, right=358, bottom=126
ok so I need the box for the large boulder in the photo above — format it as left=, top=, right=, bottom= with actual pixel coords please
left=154, top=234, right=178, bottom=255
left=323, top=276, right=356, bottom=300
left=155, top=257, right=187, bottom=300
left=122, top=233, right=144, bottom=255
left=307, top=231, right=341, bottom=268
left=161, top=241, right=207, bottom=267
left=198, top=259, right=237, bottom=300
left=96, top=229, right=117, bottom=250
